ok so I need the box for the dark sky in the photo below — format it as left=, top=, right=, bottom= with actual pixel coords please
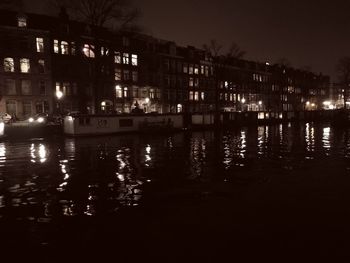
left=24, top=0, right=350, bottom=81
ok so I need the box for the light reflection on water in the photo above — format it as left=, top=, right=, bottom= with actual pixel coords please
left=0, top=123, right=345, bottom=223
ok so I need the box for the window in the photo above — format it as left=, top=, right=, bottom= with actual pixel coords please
left=22, top=101, right=32, bottom=116
left=71, top=42, right=76, bottom=55
left=150, top=89, right=155, bottom=99
left=189, top=91, right=194, bottom=101
left=18, top=17, right=27, bottom=28
left=6, top=100, right=17, bottom=115
left=21, top=80, right=31, bottom=95
left=116, top=85, right=122, bottom=98
left=4, top=58, right=14, bottom=72
left=101, top=46, right=109, bottom=56
left=123, top=70, right=130, bottom=81
left=189, top=77, right=194, bottom=87
left=83, top=44, right=95, bottom=58
left=39, top=81, right=46, bottom=95
left=194, top=91, right=199, bottom=101
left=38, top=59, right=45, bottom=73
left=5, top=79, right=16, bottom=95
left=201, top=65, right=205, bottom=75
left=194, top=78, right=199, bottom=87
left=205, top=66, right=209, bottom=77
left=123, top=87, right=129, bottom=98
left=132, top=71, right=138, bottom=82
left=115, top=52, right=121, bottom=63
left=189, top=65, right=193, bottom=74
left=54, top=40, right=59, bottom=53
left=36, top=37, right=44, bottom=53
left=20, top=58, right=30, bottom=73
left=194, top=66, right=199, bottom=75
left=61, top=41, right=69, bottom=55
left=123, top=53, right=129, bottom=64
left=201, top=92, right=205, bottom=100
left=131, top=54, right=138, bottom=66
left=115, top=68, right=122, bottom=81
left=183, top=64, right=188, bottom=73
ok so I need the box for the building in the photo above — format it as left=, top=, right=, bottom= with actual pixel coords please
left=0, top=8, right=331, bottom=120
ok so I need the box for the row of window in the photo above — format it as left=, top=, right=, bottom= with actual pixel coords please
left=6, top=100, right=49, bottom=117
left=53, top=40, right=139, bottom=65
left=3, top=58, right=45, bottom=73
left=115, top=69, right=138, bottom=82
left=163, top=59, right=214, bottom=77
left=189, top=91, right=205, bottom=101
left=115, top=53, right=138, bottom=66
left=115, top=85, right=161, bottom=99
left=55, top=82, right=78, bottom=96
left=4, top=79, right=46, bottom=96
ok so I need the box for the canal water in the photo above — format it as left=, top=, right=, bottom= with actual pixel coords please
left=1, top=122, right=350, bottom=261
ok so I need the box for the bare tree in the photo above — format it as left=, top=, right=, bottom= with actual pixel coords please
left=53, top=0, right=140, bottom=30
left=203, top=39, right=223, bottom=57
left=336, top=57, right=350, bottom=108
left=50, top=0, right=140, bottom=114
left=226, top=42, right=246, bottom=59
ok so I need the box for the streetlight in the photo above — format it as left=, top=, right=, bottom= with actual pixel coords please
left=56, top=90, right=64, bottom=115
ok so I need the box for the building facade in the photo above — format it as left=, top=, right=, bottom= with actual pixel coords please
left=0, top=9, right=331, bottom=120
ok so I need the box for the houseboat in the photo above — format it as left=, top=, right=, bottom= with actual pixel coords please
left=63, top=114, right=184, bottom=136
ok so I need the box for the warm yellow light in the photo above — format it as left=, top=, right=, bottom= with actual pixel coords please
left=56, top=90, right=64, bottom=99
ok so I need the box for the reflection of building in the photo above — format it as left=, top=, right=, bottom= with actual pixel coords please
left=0, top=9, right=331, bottom=118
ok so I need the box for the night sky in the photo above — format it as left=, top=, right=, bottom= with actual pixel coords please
left=22, top=0, right=350, bottom=81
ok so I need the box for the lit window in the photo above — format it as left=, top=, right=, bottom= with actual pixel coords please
left=131, top=54, right=138, bottom=66
left=115, top=68, right=122, bottom=81
left=54, top=40, right=59, bottom=53
left=4, top=58, right=14, bottom=72
left=38, top=59, right=45, bottom=73
left=18, top=17, right=27, bottom=28
left=183, top=64, right=188, bottom=73
left=189, top=77, right=194, bottom=87
left=101, top=46, right=109, bottom=56
left=123, top=87, right=129, bottom=98
left=149, top=89, right=155, bottom=99
left=20, top=58, right=30, bottom=73
left=201, top=92, right=205, bottom=100
left=115, top=52, right=121, bottom=63
left=36, top=38, right=44, bottom=53
left=123, top=53, right=129, bottom=64
left=61, top=41, right=69, bottom=55
left=194, top=66, right=199, bottom=75
left=194, top=92, right=199, bottom=101
left=83, top=44, right=95, bottom=58
left=116, top=85, right=122, bottom=98
left=200, top=65, right=205, bottom=74
left=189, top=65, right=193, bottom=74
left=21, top=80, right=31, bottom=95
left=71, top=42, right=76, bottom=55
left=189, top=91, right=194, bottom=101
left=132, top=71, right=138, bottom=82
